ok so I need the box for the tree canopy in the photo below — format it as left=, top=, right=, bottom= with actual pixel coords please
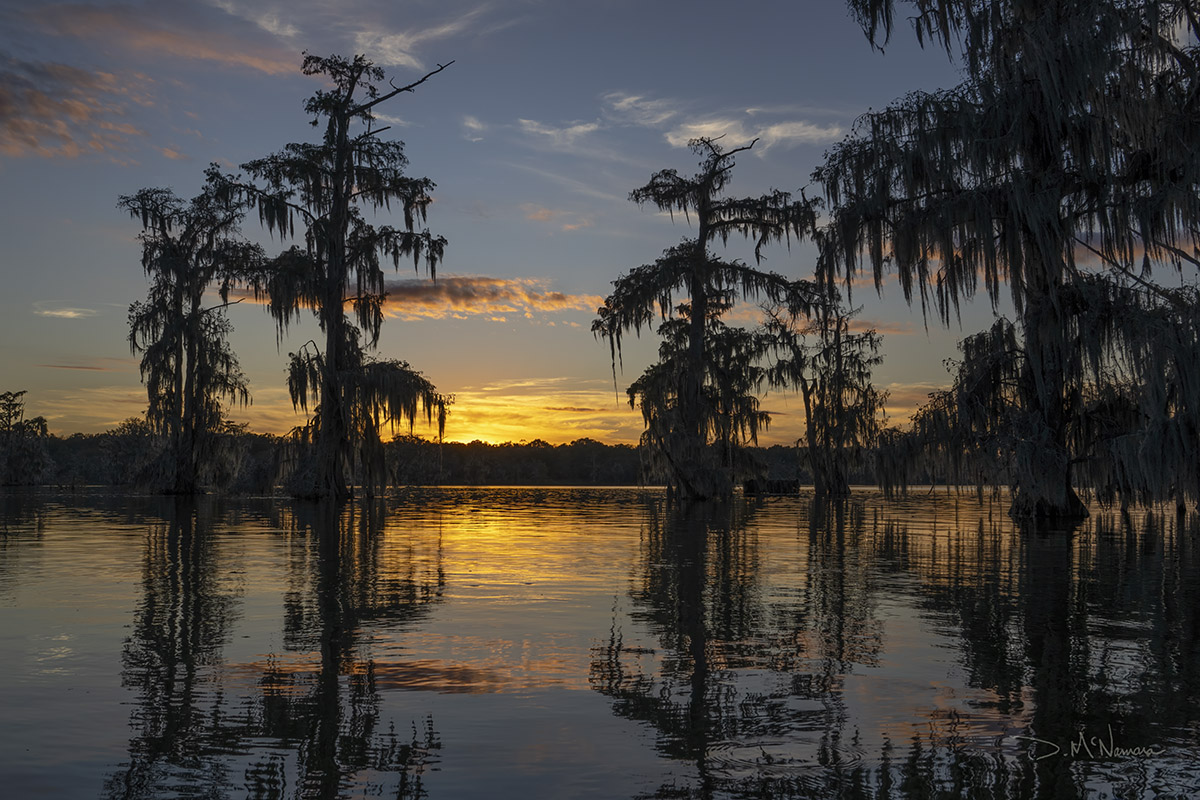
left=816, top=0, right=1200, bottom=518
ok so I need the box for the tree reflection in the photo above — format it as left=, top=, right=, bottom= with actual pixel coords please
left=593, top=495, right=1200, bottom=799
left=0, top=492, right=45, bottom=602
left=104, top=498, right=442, bottom=799
left=591, top=497, right=889, bottom=799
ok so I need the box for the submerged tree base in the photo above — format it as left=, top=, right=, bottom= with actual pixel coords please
left=1008, top=485, right=1089, bottom=525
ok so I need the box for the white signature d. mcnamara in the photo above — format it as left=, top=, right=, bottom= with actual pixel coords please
left=1014, top=725, right=1165, bottom=761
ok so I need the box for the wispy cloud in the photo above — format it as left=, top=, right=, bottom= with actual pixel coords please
left=520, top=204, right=593, bottom=232
left=462, top=114, right=486, bottom=141
left=665, top=117, right=843, bottom=151
left=600, top=90, right=844, bottom=153
left=206, top=0, right=300, bottom=38
left=523, top=205, right=560, bottom=222
left=354, top=6, right=488, bottom=70
left=36, top=357, right=135, bottom=372
left=33, top=301, right=99, bottom=319
left=502, top=161, right=626, bottom=204
left=372, top=113, right=411, bottom=127
left=518, top=118, right=601, bottom=148
left=0, top=58, right=146, bottom=158
left=603, top=92, right=678, bottom=126
left=31, top=3, right=296, bottom=75
left=515, top=108, right=653, bottom=168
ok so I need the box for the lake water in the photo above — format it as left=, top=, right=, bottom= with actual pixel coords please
left=0, top=487, right=1197, bottom=799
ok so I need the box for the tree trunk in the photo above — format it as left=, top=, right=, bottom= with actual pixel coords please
left=1012, top=294, right=1088, bottom=521
left=175, top=317, right=198, bottom=495
left=312, top=112, right=354, bottom=502
left=675, top=249, right=720, bottom=501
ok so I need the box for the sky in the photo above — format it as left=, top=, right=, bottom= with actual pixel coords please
left=0, top=0, right=1010, bottom=445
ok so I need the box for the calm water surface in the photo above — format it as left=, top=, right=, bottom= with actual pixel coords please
left=0, top=488, right=1197, bottom=799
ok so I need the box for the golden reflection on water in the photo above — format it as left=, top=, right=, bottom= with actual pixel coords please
left=0, top=489, right=1197, bottom=799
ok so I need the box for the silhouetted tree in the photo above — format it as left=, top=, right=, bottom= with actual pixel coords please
left=816, top=0, right=1200, bottom=519
left=121, top=178, right=260, bottom=493
left=625, top=311, right=770, bottom=496
left=594, top=138, right=816, bottom=499
left=0, top=391, right=51, bottom=486
left=762, top=295, right=887, bottom=496
left=225, top=53, right=452, bottom=500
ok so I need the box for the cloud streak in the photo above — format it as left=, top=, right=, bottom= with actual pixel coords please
left=664, top=117, right=843, bottom=151
left=520, top=204, right=594, bottom=232
left=32, top=301, right=100, bottom=318
left=600, top=91, right=844, bottom=153
left=0, top=57, right=147, bottom=158
left=603, top=92, right=678, bottom=127
left=36, top=357, right=135, bottom=372
left=518, top=118, right=601, bottom=148
left=224, top=275, right=602, bottom=322
left=354, top=6, right=488, bottom=70
left=31, top=3, right=296, bottom=74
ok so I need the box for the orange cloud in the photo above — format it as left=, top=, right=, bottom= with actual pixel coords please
left=380, top=275, right=603, bottom=321
left=522, top=205, right=559, bottom=222
left=0, top=58, right=146, bottom=158
left=521, top=204, right=593, bottom=232
left=31, top=4, right=296, bottom=75
left=225, top=275, right=602, bottom=322
left=849, top=318, right=916, bottom=335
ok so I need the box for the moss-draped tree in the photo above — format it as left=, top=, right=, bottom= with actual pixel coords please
left=122, top=180, right=259, bottom=494
left=225, top=53, right=452, bottom=500
left=761, top=295, right=887, bottom=496
left=594, top=138, right=816, bottom=499
left=815, top=0, right=1200, bottom=519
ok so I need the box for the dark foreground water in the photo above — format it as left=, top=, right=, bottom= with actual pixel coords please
left=0, top=488, right=1197, bottom=799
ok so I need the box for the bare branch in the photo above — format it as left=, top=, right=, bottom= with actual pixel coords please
left=354, top=60, right=455, bottom=116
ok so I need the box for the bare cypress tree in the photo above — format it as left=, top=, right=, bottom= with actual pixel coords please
left=223, top=54, right=452, bottom=500
left=122, top=180, right=259, bottom=494
left=594, top=138, right=816, bottom=499
left=816, top=0, right=1200, bottom=519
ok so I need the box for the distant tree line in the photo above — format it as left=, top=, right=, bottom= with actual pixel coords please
left=1, top=388, right=891, bottom=490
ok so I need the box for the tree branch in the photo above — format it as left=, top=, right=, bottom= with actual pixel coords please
left=200, top=298, right=244, bottom=316
left=353, top=61, right=455, bottom=116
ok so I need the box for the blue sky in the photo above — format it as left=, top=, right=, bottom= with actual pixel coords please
left=0, top=0, right=1006, bottom=443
